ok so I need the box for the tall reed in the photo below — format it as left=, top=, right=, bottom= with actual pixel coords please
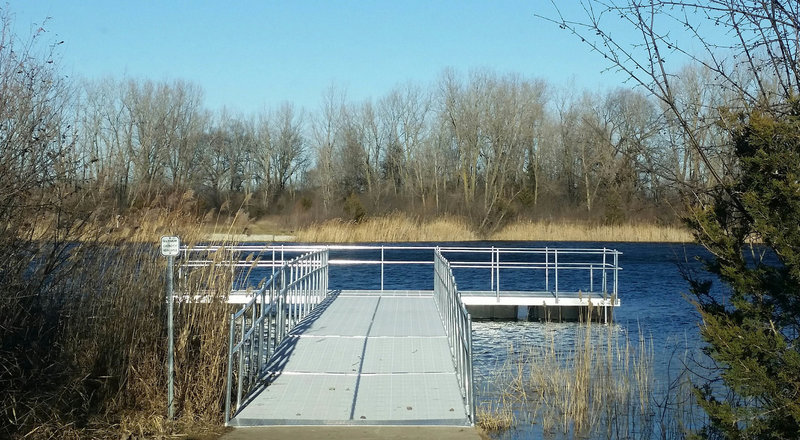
left=1, top=204, right=244, bottom=439
left=491, top=221, right=692, bottom=243
left=295, top=214, right=477, bottom=242
left=292, top=214, right=691, bottom=243
left=477, top=320, right=662, bottom=438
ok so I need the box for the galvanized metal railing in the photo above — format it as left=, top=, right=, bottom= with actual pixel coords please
left=433, top=248, right=475, bottom=425
left=224, top=248, right=329, bottom=425
left=181, top=245, right=622, bottom=299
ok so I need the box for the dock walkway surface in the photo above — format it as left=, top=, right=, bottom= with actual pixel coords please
left=229, top=290, right=470, bottom=427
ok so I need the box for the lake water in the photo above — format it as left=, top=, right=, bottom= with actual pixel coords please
left=238, top=241, right=720, bottom=438
left=468, top=242, right=718, bottom=439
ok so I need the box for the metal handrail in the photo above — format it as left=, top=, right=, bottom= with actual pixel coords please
left=433, top=248, right=475, bottom=425
left=224, top=248, right=329, bottom=425
left=181, top=244, right=622, bottom=299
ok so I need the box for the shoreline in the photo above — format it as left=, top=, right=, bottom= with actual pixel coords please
left=204, top=218, right=694, bottom=244
left=206, top=233, right=297, bottom=242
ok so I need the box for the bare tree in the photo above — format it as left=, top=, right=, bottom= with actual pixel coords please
left=540, top=0, right=800, bottom=194
left=310, top=85, right=345, bottom=211
left=269, top=102, right=307, bottom=202
left=439, top=69, right=484, bottom=205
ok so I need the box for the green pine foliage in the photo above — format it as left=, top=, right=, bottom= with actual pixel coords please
left=686, top=103, right=800, bottom=439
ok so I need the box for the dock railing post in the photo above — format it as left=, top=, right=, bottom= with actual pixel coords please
left=237, top=314, right=244, bottom=410
left=602, top=248, right=607, bottom=295
left=381, top=245, right=384, bottom=292
left=495, top=248, right=500, bottom=299
left=250, top=294, right=257, bottom=381
left=225, top=313, right=235, bottom=425
left=490, top=246, right=494, bottom=292
left=554, top=249, right=559, bottom=301
left=614, top=250, right=619, bottom=298
left=279, top=265, right=286, bottom=344
left=467, top=314, right=475, bottom=423
left=545, top=247, right=549, bottom=293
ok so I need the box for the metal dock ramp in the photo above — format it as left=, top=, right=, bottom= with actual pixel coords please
left=230, top=291, right=469, bottom=426
left=179, top=244, right=622, bottom=427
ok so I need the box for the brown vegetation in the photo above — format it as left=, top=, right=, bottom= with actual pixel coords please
left=291, top=215, right=691, bottom=243
left=295, top=215, right=477, bottom=242
left=2, top=205, right=241, bottom=439
left=477, top=321, right=661, bottom=438
left=491, top=220, right=692, bottom=243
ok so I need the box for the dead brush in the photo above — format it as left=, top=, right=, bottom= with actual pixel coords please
left=2, top=199, right=249, bottom=439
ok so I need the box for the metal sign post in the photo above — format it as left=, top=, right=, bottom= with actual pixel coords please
left=160, top=236, right=180, bottom=420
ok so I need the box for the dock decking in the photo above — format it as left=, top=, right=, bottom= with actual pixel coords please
left=229, top=291, right=471, bottom=426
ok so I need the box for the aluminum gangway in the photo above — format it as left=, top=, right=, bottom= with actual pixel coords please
left=178, top=244, right=622, bottom=427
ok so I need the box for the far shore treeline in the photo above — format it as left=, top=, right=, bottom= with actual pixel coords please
left=6, top=23, right=734, bottom=238
left=78, top=66, right=714, bottom=235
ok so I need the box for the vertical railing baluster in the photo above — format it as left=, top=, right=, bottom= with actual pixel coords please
left=545, top=247, right=549, bottom=292
left=490, top=246, right=494, bottom=291
left=602, top=248, right=607, bottom=295
left=236, top=314, right=244, bottom=410
left=614, top=250, right=619, bottom=298
left=258, top=286, right=265, bottom=374
left=554, top=249, right=559, bottom=301
left=225, top=313, right=235, bottom=425
left=495, top=248, right=500, bottom=298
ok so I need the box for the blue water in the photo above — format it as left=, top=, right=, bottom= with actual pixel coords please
left=236, top=241, right=721, bottom=438
left=467, top=241, right=719, bottom=439
left=243, top=241, right=715, bottom=343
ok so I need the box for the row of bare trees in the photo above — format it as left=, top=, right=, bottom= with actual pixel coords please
left=302, top=67, right=734, bottom=228
left=55, top=59, right=739, bottom=229
left=75, top=78, right=307, bottom=214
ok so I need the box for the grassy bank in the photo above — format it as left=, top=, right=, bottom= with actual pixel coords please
left=491, top=220, right=692, bottom=243
left=294, top=215, right=477, bottom=242
left=287, top=215, right=692, bottom=243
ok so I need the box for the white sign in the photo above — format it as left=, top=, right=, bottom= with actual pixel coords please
left=160, top=236, right=180, bottom=257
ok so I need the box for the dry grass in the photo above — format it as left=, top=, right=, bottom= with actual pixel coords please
left=295, top=215, right=477, bottom=242
left=293, top=215, right=691, bottom=243
left=476, top=399, right=515, bottom=432
left=491, top=220, right=692, bottom=243
left=290, top=214, right=691, bottom=243
left=2, top=202, right=246, bottom=439
left=478, top=320, right=659, bottom=438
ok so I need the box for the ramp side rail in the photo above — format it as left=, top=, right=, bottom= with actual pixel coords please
left=433, top=248, right=475, bottom=425
left=224, top=248, right=329, bottom=425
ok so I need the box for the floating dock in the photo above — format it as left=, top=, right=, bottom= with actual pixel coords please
left=230, top=291, right=470, bottom=426
left=179, top=244, right=622, bottom=427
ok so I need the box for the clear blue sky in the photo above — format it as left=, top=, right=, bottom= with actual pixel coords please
left=11, top=1, right=634, bottom=114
